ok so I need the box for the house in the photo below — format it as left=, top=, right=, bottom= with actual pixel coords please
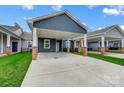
left=27, top=10, right=90, bottom=60
left=87, top=25, right=124, bottom=55
left=0, top=23, right=32, bottom=56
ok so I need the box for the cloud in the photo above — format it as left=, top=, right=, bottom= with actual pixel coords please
left=23, top=17, right=33, bottom=20
left=97, top=27, right=103, bottom=30
left=20, top=5, right=34, bottom=10
left=87, top=5, right=97, bottom=9
left=82, top=22, right=87, bottom=26
left=52, top=5, right=63, bottom=11
left=120, top=25, right=124, bottom=31
left=103, top=5, right=124, bottom=16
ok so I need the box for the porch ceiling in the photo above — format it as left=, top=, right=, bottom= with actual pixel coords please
left=37, top=28, right=84, bottom=40
left=88, top=36, right=122, bottom=42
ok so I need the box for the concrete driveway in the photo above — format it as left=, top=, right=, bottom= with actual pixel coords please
left=22, top=53, right=124, bottom=87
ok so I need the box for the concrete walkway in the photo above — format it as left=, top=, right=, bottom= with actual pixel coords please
left=22, top=53, right=124, bottom=87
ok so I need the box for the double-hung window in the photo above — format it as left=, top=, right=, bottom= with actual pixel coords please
left=44, top=39, right=50, bottom=49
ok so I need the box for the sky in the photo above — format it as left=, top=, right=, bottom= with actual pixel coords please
left=0, top=5, right=124, bottom=32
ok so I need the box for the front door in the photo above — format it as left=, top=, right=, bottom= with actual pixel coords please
left=57, top=42, right=60, bottom=52
left=12, top=42, right=18, bottom=52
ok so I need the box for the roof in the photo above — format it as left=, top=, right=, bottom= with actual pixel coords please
left=0, top=24, right=23, bottom=38
left=0, top=25, right=19, bottom=31
left=27, top=10, right=90, bottom=32
left=21, top=32, right=32, bottom=40
left=88, top=25, right=124, bottom=36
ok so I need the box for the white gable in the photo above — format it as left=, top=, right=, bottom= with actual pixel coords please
left=13, top=29, right=22, bottom=36
left=106, top=28, right=123, bottom=38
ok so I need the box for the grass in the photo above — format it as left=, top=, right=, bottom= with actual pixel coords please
left=0, top=52, right=32, bottom=87
left=72, top=52, right=124, bottom=67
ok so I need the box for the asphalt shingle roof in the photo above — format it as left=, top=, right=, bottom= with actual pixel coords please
left=87, top=25, right=121, bottom=36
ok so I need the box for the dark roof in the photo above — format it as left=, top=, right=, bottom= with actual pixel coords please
left=87, top=25, right=121, bottom=36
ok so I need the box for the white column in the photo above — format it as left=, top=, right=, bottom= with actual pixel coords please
left=7, top=34, right=10, bottom=47
left=98, top=41, right=100, bottom=47
left=83, top=34, right=87, bottom=47
left=74, top=40, right=77, bottom=48
left=101, top=36, right=105, bottom=48
left=81, top=39, right=84, bottom=47
left=67, top=40, right=70, bottom=48
left=121, top=38, right=124, bottom=48
left=1, top=34, right=3, bottom=53
left=106, top=40, right=109, bottom=47
left=19, top=39, right=21, bottom=52
left=32, top=28, right=37, bottom=47
left=56, top=39, right=57, bottom=52
left=61, top=40, right=63, bottom=52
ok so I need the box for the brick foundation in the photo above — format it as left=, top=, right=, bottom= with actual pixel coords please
left=121, top=47, right=124, bottom=53
left=67, top=48, right=70, bottom=52
left=32, top=47, right=38, bottom=60
left=6, top=47, right=11, bottom=55
left=105, top=47, right=109, bottom=51
left=100, top=47, right=105, bottom=55
left=81, top=47, right=87, bottom=56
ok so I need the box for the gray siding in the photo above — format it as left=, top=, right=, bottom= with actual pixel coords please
left=38, top=38, right=56, bottom=52
left=34, top=14, right=87, bottom=34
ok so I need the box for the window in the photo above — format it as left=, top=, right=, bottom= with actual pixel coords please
left=44, top=39, right=50, bottom=49
left=28, top=41, right=32, bottom=48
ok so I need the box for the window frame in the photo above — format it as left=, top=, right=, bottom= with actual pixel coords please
left=44, top=39, right=50, bottom=49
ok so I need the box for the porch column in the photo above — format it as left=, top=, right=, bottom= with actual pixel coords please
left=121, top=38, right=124, bottom=53
left=67, top=40, right=70, bottom=52
left=61, top=40, right=63, bottom=52
left=100, top=36, right=105, bottom=55
left=82, top=34, right=87, bottom=56
left=98, top=41, right=100, bottom=51
left=32, top=28, right=38, bottom=60
left=6, top=34, right=11, bottom=55
left=19, top=39, right=21, bottom=52
left=1, top=34, right=3, bottom=54
left=106, top=40, right=109, bottom=51
left=74, top=40, right=77, bottom=52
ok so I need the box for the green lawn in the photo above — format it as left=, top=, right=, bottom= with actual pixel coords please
left=0, top=52, right=32, bottom=87
left=73, top=52, right=124, bottom=67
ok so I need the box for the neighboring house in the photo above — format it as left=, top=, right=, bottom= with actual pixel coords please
left=21, top=32, right=32, bottom=51
left=27, top=10, right=90, bottom=60
left=87, top=25, right=124, bottom=54
left=0, top=23, right=32, bottom=55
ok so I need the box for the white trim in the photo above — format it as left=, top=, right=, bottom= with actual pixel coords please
left=1, top=34, right=3, bottom=53
left=81, top=39, right=84, bottom=47
left=101, top=36, right=105, bottom=48
left=44, top=39, right=50, bottom=49
left=67, top=40, right=70, bottom=48
left=56, top=39, right=57, bottom=52
left=74, top=40, right=77, bottom=48
left=32, top=28, right=37, bottom=47
left=84, top=34, right=87, bottom=47
left=7, top=34, right=10, bottom=47
left=61, top=40, right=63, bottom=52
left=121, top=38, right=124, bottom=48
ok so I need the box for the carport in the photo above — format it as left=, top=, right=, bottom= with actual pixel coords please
left=27, top=10, right=90, bottom=60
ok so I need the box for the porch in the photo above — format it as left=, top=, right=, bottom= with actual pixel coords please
left=32, top=28, right=88, bottom=60
left=0, top=32, right=21, bottom=55
left=87, top=35, right=124, bottom=55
